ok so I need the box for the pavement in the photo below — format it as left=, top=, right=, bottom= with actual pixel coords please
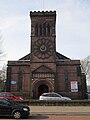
left=30, top=106, right=90, bottom=115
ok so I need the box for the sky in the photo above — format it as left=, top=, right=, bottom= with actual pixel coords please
left=0, top=0, right=90, bottom=67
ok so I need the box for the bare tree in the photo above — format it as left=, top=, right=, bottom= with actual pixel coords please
left=81, top=55, right=90, bottom=85
left=0, top=33, right=6, bottom=69
left=0, top=33, right=6, bottom=91
left=0, top=64, right=7, bottom=91
left=0, top=35, right=3, bottom=54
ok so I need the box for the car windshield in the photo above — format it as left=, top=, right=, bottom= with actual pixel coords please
left=6, top=94, right=14, bottom=97
left=0, top=98, right=15, bottom=105
left=0, top=93, right=5, bottom=96
left=44, top=93, right=62, bottom=97
left=0, top=93, right=14, bottom=97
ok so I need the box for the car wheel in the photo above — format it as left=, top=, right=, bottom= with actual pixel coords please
left=13, top=111, right=21, bottom=119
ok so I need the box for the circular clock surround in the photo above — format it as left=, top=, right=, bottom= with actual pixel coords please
left=40, top=45, right=47, bottom=52
left=33, top=38, right=54, bottom=59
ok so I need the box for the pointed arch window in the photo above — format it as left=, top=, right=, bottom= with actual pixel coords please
left=35, top=23, right=51, bottom=36
left=17, top=71, right=24, bottom=92
left=39, top=24, right=43, bottom=36
left=64, top=71, right=69, bottom=92
left=35, top=24, right=38, bottom=36
left=43, top=23, right=46, bottom=36
left=47, top=23, right=50, bottom=36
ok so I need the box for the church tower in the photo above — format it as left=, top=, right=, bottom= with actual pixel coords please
left=30, top=11, right=56, bottom=98
left=6, top=11, right=86, bottom=100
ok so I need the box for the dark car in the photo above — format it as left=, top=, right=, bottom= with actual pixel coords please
left=0, top=98, right=30, bottom=119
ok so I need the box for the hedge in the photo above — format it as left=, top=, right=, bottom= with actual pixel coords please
left=16, top=99, right=90, bottom=106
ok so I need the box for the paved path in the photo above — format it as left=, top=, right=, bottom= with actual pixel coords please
left=30, top=106, right=90, bottom=115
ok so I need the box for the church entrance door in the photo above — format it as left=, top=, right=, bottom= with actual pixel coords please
left=38, top=85, right=48, bottom=98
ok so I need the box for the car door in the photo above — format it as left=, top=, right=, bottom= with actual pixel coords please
left=0, top=100, right=12, bottom=116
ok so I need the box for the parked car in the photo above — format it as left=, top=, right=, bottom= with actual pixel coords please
left=0, top=92, right=23, bottom=100
left=0, top=98, right=30, bottom=119
left=39, top=92, right=71, bottom=100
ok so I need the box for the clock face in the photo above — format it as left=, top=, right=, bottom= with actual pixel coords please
left=33, top=38, right=54, bottom=59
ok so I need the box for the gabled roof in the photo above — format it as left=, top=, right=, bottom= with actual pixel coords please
left=19, top=53, right=31, bottom=60
left=56, top=52, right=70, bottom=60
left=19, top=52, right=70, bottom=61
left=32, top=65, right=54, bottom=73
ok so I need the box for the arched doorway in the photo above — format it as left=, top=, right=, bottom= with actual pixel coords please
left=38, top=85, right=48, bottom=97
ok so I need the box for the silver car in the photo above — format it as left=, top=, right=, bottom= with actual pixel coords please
left=39, top=92, right=71, bottom=100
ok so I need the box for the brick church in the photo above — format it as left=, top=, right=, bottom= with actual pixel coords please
left=6, top=11, right=87, bottom=99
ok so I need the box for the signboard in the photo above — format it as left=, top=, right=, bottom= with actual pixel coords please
left=71, top=81, right=78, bottom=92
left=11, top=81, right=16, bottom=85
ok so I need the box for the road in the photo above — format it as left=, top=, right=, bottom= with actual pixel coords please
left=1, top=106, right=90, bottom=119
left=0, top=115, right=90, bottom=120
left=30, top=106, right=90, bottom=120
left=30, top=114, right=90, bottom=120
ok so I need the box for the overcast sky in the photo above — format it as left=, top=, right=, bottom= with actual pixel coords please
left=0, top=0, right=90, bottom=67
